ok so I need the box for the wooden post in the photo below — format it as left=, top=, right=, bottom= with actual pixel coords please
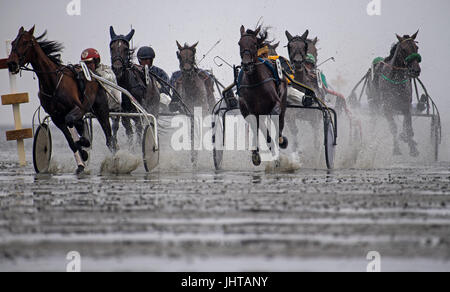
left=1, top=40, right=32, bottom=166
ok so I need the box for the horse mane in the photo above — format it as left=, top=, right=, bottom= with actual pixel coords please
left=35, top=31, right=64, bottom=66
left=245, top=25, right=271, bottom=48
left=385, top=35, right=411, bottom=62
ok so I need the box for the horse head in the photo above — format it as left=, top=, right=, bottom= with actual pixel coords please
left=176, top=41, right=198, bottom=76
left=395, top=30, right=421, bottom=78
left=109, top=26, right=135, bottom=80
left=7, top=26, right=36, bottom=74
left=239, top=25, right=264, bottom=74
left=285, top=29, right=309, bottom=70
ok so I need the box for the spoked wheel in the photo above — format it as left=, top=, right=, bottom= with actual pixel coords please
left=324, top=114, right=336, bottom=169
left=33, top=124, right=52, bottom=174
left=142, top=124, right=159, bottom=172
left=431, top=115, right=441, bottom=162
left=212, top=114, right=224, bottom=170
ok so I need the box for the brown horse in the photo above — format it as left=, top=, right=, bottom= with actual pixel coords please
left=366, top=31, right=421, bottom=157
left=109, top=26, right=160, bottom=144
left=7, top=26, right=116, bottom=174
left=173, top=41, right=216, bottom=113
left=238, top=25, right=288, bottom=165
left=285, top=30, right=323, bottom=149
left=171, top=41, right=216, bottom=165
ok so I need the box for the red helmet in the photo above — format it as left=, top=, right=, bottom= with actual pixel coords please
left=81, top=48, right=100, bottom=63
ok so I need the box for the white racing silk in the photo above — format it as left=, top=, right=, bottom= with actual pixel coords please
left=96, top=64, right=122, bottom=112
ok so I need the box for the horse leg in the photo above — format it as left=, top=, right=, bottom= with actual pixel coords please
left=121, top=117, right=134, bottom=144
left=384, top=109, right=401, bottom=156
left=402, top=111, right=419, bottom=157
left=74, top=119, right=91, bottom=149
left=111, top=116, right=120, bottom=142
left=134, top=117, right=143, bottom=145
left=278, top=108, right=288, bottom=149
left=54, top=120, right=87, bottom=174
left=92, top=101, right=117, bottom=153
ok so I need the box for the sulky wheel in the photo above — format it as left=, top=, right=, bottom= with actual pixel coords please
left=431, top=115, right=441, bottom=162
left=33, top=124, right=52, bottom=174
left=142, top=124, right=159, bottom=172
left=212, top=114, right=224, bottom=170
left=324, top=114, right=336, bottom=170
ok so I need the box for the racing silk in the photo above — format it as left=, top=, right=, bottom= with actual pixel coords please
left=96, top=64, right=122, bottom=112
left=268, top=55, right=295, bottom=84
left=149, top=65, right=170, bottom=95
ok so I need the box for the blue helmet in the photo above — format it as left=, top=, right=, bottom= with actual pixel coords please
left=137, top=46, right=156, bottom=60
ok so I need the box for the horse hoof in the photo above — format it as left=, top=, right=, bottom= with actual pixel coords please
left=252, top=152, right=261, bottom=166
left=76, top=165, right=85, bottom=175
left=80, top=150, right=89, bottom=162
left=76, top=137, right=91, bottom=148
left=279, top=136, right=289, bottom=149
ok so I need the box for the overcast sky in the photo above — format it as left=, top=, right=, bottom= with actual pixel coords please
left=0, top=0, right=449, bottom=127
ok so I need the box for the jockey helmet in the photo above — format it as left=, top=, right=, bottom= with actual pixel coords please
left=305, top=53, right=316, bottom=65
left=81, top=48, right=101, bottom=64
left=137, top=46, right=156, bottom=60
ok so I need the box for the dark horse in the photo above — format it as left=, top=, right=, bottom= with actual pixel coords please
left=172, top=41, right=216, bottom=113
left=172, top=41, right=216, bottom=165
left=238, top=25, right=288, bottom=165
left=366, top=31, right=421, bottom=157
left=285, top=29, right=322, bottom=149
left=7, top=26, right=116, bottom=174
left=109, top=26, right=160, bottom=144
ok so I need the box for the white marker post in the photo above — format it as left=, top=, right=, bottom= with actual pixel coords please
left=1, top=40, right=32, bottom=166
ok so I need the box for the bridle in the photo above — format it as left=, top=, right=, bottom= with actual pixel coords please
left=10, top=31, right=35, bottom=69
left=178, top=47, right=197, bottom=75
left=239, top=34, right=261, bottom=72
left=287, top=36, right=309, bottom=69
left=110, top=40, right=132, bottom=74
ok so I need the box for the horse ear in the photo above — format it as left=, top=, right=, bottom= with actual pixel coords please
left=301, top=30, right=309, bottom=40
left=313, top=37, right=318, bottom=45
left=285, top=31, right=293, bottom=41
left=176, top=41, right=183, bottom=51
left=411, top=30, right=419, bottom=40
left=19, top=27, right=25, bottom=34
left=192, top=42, right=199, bottom=49
left=240, top=25, right=246, bottom=36
left=396, top=34, right=404, bottom=42
left=110, top=26, right=117, bottom=39
left=29, top=25, right=35, bottom=35
left=126, top=29, right=135, bottom=42
left=274, top=42, right=280, bottom=49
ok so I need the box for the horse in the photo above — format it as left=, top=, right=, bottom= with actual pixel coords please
left=285, top=30, right=323, bottom=149
left=172, top=41, right=216, bottom=113
left=170, top=41, right=217, bottom=166
left=7, top=26, right=116, bottom=174
left=366, top=31, right=421, bottom=157
left=109, top=26, right=160, bottom=144
left=238, top=25, right=288, bottom=166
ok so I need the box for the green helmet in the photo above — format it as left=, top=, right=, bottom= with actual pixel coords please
left=305, top=53, right=316, bottom=65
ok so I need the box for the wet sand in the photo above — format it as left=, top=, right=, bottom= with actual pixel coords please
left=0, top=124, right=449, bottom=272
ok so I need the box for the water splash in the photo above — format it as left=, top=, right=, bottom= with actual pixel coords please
left=100, top=150, right=141, bottom=175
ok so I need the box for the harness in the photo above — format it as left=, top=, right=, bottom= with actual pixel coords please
left=236, top=58, right=281, bottom=95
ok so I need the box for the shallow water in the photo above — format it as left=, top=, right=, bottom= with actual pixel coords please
left=0, top=121, right=449, bottom=272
